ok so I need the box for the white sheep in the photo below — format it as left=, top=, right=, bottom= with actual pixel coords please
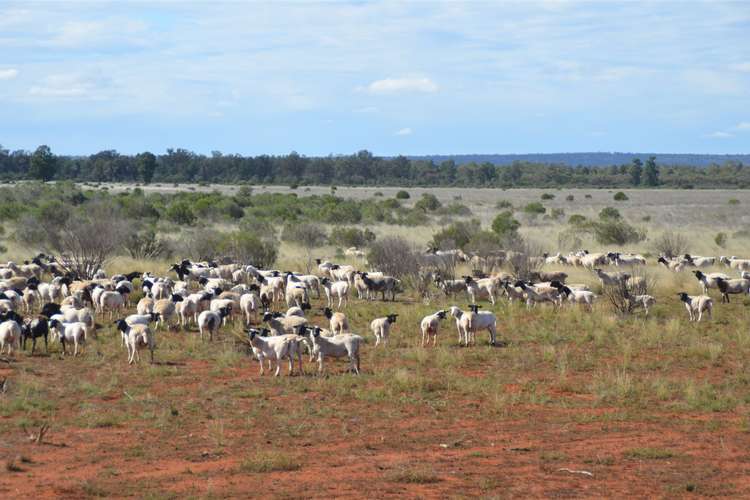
left=463, top=276, right=500, bottom=305
left=0, top=318, right=21, bottom=355
left=626, top=293, right=656, bottom=316
left=115, top=320, right=155, bottom=364
left=321, top=278, right=349, bottom=309
left=715, top=277, right=750, bottom=303
left=240, top=292, right=261, bottom=325
left=323, top=307, right=349, bottom=335
left=246, top=328, right=303, bottom=376
left=369, top=314, right=398, bottom=347
left=99, top=290, right=125, bottom=319
left=198, top=306, right=232, bottom=341
left=420, top=310, right=447, bottom=347
left=692, top=270, right=731, bottom=295
left=49, top=319, right=86, bottom=356
left=304, top=326, right=363, bottom=375
left=449, top=305, right=497, bottom=345
left=677, top=292, right=713, bottom=322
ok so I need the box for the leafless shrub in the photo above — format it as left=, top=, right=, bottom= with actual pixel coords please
left=601, top=268, right=654, bottom=316
left=504, top=237, right=544, bottom=281
left=651, top=230, right=688, bottom=259
left=368, top=236, right=431, bottom=299
left=282, top=223, right=327, bottom=274
left=18, top=202, right=131, bottom=279
left=127, top=229, right=172, bottom=260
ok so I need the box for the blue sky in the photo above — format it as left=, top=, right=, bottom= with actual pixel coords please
left=1, top=1, right=749, bottom=156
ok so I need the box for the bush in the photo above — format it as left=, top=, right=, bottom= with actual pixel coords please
left=541, top=193, right=555, bottom=200
left=714, top=232, right=727, bottom=248
left=522, top=202, right=546, bottom=215
left=729, top=198, right=740, bottom=205
left=549, top=208, right=565, bottom=219
left=614, top=192, right=629, bottom=201
left=599, top=207, right=621, bottom=220
left=220, top=231, right=278, bottom=268
left=568, top=214, right=587, bottom=226
left=495, top=200, right=513, bottom=209
left=585, top=194, right=592, bottom=199
left=328, top=227, right=376, bottom=248
left=165, top=201, right=196, bottom=225
left=367, top=237, right=426, bottom=295
left=127, top=229, right=172, bottom=259
left=281, top=223, right=327, bottom=247
left=591, top=219, right=645, bottom=245
left=414, top=193, right=442, bottom=212
left=566, top=195, right=574, bottom=202
left=395, top=190, right=410, bottom=200
left=373, top=191, right=384, bottom=197
left=491, top=211, right=520, bottom=240
left=651, top=230, right=688, bottom=258
left=430, top=220, right=480, bottom=250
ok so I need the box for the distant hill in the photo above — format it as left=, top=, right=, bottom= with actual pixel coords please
left=409, top=153, right=750, bottom=167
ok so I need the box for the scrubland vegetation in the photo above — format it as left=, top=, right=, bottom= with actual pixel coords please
left=1, top=181, right=750, bottom=497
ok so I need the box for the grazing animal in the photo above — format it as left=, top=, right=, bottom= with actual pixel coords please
left=370, top=314, right=398, bottom=347
left=21, top=316, right=49, bottom=354
left=246, top=328, right=303, bottom=376
left=677, top=292, right=713, bottom=322
left=303, top=326, right=363, bottom=375
left=48, top=319, right=86, bottom=356
left=420, top=310, right=447, bottom=347
left=714, top=277, right=750, bottom=303
left=323, top=307, right=349, bottom=335
left=197, top=306, right=231, bottom=341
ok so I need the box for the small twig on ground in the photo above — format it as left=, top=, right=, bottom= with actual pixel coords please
left=123, top=391, right=134, bottom=401
left=0, top=377, right=7, bottom=393
left=558, top=468, right=593, bottom=477
left=22, top=422, right=50, bottom=445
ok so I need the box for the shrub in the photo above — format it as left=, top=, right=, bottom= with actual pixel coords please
left=585, top=194, right=592, bottom=199
left=651, top=230, right=688, bottom=259
left=165, top=201, right=196, bottom=225
left=437, top=203, right=472, bottom=216
left=328, top=227, right=376, bottom=248
left=127, top=229, right=172, bottom=259
left=491, top=211, right=520, bottom=240
left=367, top=237, right=429, bottom=297
left=568, top=214, right=587, bottom=226
left=598, top=207, right=621, bottom=220
left=614, top=192, right=629, bottom=201
left=414, top=193, right=442, bottom=212
left=281, top=223, right=327, bottom=247
left=430, top=220, right=480, bottom=250
left=714, top=232, right=727, bottom=248
left=728, top=198, right=740, bottom=205
left=395, top=190, right=410, bottom=199
left=495, top=200, right=513, bottom=209
left=541, top=193, right=555, bottom=200
left=220, top=231, right=278, bottom=268
left=373, top=191, right=384, bottom=197
left=566, top=194, right=574, bottom=202
left=523, top=202, right=546, bottom=215
left=592, top=219, right=645, bottom=245
left=549, top=208, right=565, bottom=219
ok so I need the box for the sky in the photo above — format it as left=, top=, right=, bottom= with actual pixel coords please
left=1, top=1, right=749, bottom=156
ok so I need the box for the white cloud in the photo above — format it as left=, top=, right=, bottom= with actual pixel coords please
left=365, top=77, right=438, bottom=95
left=707, top=131, right=733, bottom=139
left=730, top=62, right=750, bottom=72
left=736, top=122, right=750, bottom=131
left=396, top=127, right=413, bottom=136
left=0, top=68, right=18, bottom=80
left=28, top=74, right=106, bottom=99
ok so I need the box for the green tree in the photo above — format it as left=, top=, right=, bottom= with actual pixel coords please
left=136, top=151, right=157, bottom=184
left=630, top=158, right=643, bottom=186
left=643, top=156, right=659, bottom=186
left=166, top=200, right=196, bottom=225
left=29, top=145, right=57, bottom=181
left=491, top=211, right=520, bottom=239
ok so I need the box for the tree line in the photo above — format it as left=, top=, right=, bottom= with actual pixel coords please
left=1, top=145, right=748, bottom=188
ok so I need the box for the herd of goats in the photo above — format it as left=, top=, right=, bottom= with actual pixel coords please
left=0, top=249, right=749, bottom=376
